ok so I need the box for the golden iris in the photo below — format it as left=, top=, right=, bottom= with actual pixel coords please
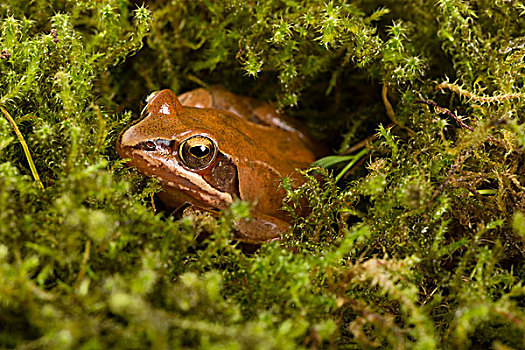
left=179, top=135, right=216, bottom=168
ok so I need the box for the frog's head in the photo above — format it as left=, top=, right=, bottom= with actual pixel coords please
left=117, top=89, right=240, bottom=210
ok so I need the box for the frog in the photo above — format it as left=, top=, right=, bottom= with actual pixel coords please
left=117, top=86, right=317, bottom=243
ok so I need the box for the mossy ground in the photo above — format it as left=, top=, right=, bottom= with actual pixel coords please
left=0, top=1, right=524, bottom=349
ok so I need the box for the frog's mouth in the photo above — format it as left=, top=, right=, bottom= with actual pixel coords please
left=154, top=166, right=235, bottom=210
left=119, top=140, right=236, bottom=210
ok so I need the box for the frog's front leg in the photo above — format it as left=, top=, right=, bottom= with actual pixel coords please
left=182, top=206, right=287, bottom=244
left=233, top=213, right=289, bottom=243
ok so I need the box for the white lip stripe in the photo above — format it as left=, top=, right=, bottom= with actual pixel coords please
left=132, top=149, right=233, bottom=205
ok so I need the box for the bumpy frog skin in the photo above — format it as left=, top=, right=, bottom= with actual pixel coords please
left=117, top=86, right=316, bottom=243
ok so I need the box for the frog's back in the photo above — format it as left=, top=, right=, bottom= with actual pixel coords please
left=179, top=101, right=316, bottom=178
left=178, top=86, right=322, bottom=156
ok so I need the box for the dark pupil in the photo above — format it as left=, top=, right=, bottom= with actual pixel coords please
left=190, top=145, right=209, bottom=158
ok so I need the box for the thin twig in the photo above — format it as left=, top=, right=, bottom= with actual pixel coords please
left=382, top=84, right=416, bottom=136
left=342, top=126, right=391, bottom=155
left=414, top=99, right=474, bottom=132
left=0, top=106, right=44, bottom=189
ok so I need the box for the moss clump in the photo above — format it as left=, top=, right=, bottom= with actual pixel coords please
left=0, top=0, right=524, bottom=349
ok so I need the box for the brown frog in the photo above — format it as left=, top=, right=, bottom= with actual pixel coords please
left=117, top=86, right=317, bottom=243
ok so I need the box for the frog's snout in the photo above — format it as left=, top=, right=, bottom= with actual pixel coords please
left=117, top=125, right=139, bottom=158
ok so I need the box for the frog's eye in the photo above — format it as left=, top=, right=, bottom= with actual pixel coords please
left=179, top=135, right=217, bottom=169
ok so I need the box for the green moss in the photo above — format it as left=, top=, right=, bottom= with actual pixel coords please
left=0, top=0, right=524, bottom=349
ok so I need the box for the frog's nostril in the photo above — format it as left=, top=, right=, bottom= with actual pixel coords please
left=143, top=140, right=156, bottom=151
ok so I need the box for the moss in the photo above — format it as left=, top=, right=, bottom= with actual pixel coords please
left=0, top=0, right=524, bottom=349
